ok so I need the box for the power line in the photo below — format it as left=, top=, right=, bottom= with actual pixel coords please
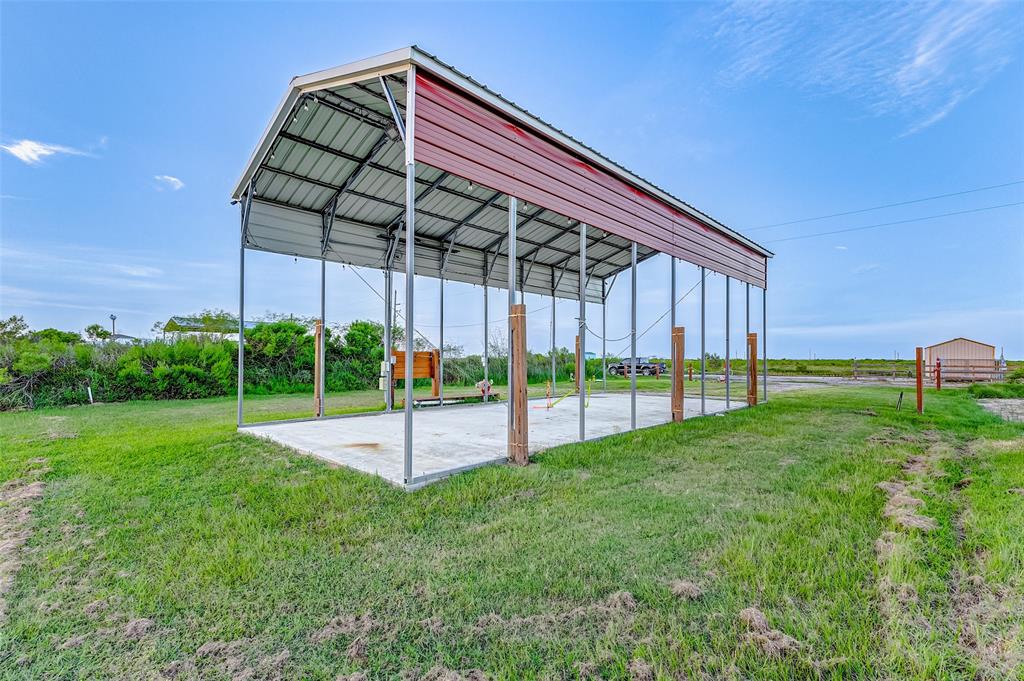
left=765, top=201, right=1024, bottom=245
left=746, top=180, right=1024, bottom=232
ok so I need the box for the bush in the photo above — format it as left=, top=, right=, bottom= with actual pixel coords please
left=0, top=318, right=630, bottom=410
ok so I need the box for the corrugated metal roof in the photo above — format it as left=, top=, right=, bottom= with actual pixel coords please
left=237, top=47, right=767, bottom=303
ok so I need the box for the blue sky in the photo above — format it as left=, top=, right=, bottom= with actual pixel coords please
left=2, top=1, right=1022, bottom=359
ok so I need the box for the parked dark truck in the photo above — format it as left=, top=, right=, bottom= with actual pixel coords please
left=607, top=357, right=667, bottom=376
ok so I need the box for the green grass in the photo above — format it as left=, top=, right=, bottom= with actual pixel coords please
left=1, top=386, right=1021, bottom=679
left=967, top=382, right=1024, bottom=399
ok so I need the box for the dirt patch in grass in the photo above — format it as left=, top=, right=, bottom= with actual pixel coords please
left=738, top=607, right=801, bottom=657
left=474, top=591, right=637, bottom=639
left=878, top=482, right=936, bottom=532
left=122, top=617, right=155, bottom=640
left=310, top=613, right=376, bottom=644
left=191, top=638, right=292, bottom=681
left=0, top=458, right=48, bottom=624
left=627, top=659, right=654, bottom=680
left=42, top=416, right=77, bottom=440
left=417, top=666, right=489, bottom=681
left=669, top=579, right=704, bottom=600
left=419, top=616, right=445, bottom=634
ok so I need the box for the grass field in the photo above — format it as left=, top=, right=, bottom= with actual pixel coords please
left=1, top=386, right=1021, bottom=679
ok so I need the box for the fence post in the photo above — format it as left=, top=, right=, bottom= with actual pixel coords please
left=935, top=357, right=942, bottom=391
left=915, top=347, right=923, bottom=414
left=672, top=326, right=685, bottom=422
left=509, top=303, right=529, bottom=465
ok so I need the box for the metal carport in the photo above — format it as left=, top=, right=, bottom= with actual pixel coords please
left=231, top=46, right=773, bottom=488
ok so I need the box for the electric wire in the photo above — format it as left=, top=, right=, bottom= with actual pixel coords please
left=764, top=201, right=1024, bottom=244
left=747, top=180, right=1024, bottom=231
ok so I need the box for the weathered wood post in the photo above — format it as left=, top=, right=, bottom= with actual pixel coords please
left=509, top=304, right=529, bottom=465
left=431, top=348, right=441, bottom=399
left=672, top=326, right=685, bottom=422
left=935, top=357, right=942, bottom=391
left=747, top=332, right=758, bottom=406
left=916, top=346, right=924, bottom=414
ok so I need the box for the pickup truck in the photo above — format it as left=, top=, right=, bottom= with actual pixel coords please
left=607, top=357, right=667, bottom=377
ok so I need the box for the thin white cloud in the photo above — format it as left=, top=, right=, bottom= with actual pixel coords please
left=834, top=245, right=848, bottom=251
left=1, top=139, right=90, bottom=165
left=706, top=1, right=1020, bottom=136
left=112, top=264, right=163, bottom=278
left=851, top=263, right=881, bottom=275
left=154, top=175, right=184, bottom=191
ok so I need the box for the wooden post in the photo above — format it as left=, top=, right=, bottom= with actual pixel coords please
left=575, top=334, right=582, bottom=392
left=688, top=363, right=693, bottom=381
left=431, top=348, right=440, bottom=399
left=935, top=357, right=942, bottom=391
left=747, top=333, right=758, bottom=406
left=313, top=320, right=323, bottom=416
left=915, top=346, right=924, bottom=414
left=509, top=304, right=529, bottom=465
left=672, top=326, right=685, bottom=422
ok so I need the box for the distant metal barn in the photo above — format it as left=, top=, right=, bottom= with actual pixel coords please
left=231, top=47, right=774, bottom=488
left=925, top=337, right=1003, bottom=381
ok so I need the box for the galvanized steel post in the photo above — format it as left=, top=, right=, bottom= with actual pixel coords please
left=237, top=183, right=253, bottom=428
left=384, top=268, right=393, bottom=412
left=630, top=242, right=638, bottom=430
left=551, top=271, right=557, bottom=396
left=670, top=257, right=676, bottom=329
left=700, top=266, right=706, bottom=416
left=579, top=222, right=587, bottom=441
left=319, top=259, right=326, bottom=417
left=403, top=65, right=417, bottom=485
left=483, top=269, right=489, bottom=403
left=725, top=275, right=730, bottom=409
left=439, top=277, right=445, bottom=407
left=601, top=281, right=607, bottom=392
left=670, top=256, right=676, bottom=390
left=745, top=282, right=750, bottom=400
left=762, top=285, right=768, bottom=403
left=507, top=196, right=518, bottom=450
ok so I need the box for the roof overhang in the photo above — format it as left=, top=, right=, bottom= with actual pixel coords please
left=232, top=46, right=772, bottom=302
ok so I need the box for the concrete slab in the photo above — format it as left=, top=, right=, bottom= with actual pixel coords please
left=243, top=392, right=743, bottom=488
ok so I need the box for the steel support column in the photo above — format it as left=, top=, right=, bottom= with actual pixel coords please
left=670, top=257, right=676, bottom=329
left=700, top=266, right=706, bottom=416
left=763, top=285, right=768, bottom=403
left=578, top=223, right=587, bottom=440
left=725, top=275, right=730, bottom=409
left=507, top=196, right=517, bottom=451
left=551, top=271, right=557, bottom=396
left=402, top=66, right=417, bottom=485
left=439, top=277, right=445, bottom=406
left=670, top=257, right=676, bottom=392
left=384, top=268, right=393, bottom=412
left=745, top=282, right=750, bottom=399
left=319, top=259, right=326, bottom=417
left=236, top=184, right=253, bottom=428
left=601, top=283, right=607, bottom=392
left=483, top=272, right=489, bottom=403
left=630, top=242, right=638, bottom=430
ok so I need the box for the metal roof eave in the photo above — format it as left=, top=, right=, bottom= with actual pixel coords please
left=232, top=45, right=773, bottom=260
